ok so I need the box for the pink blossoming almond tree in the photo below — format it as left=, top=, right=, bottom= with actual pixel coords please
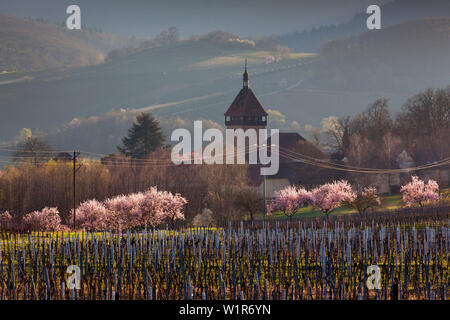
left=104, top=193, right=146, bottom=230
left=22, top=207, right=68, bottom=232
left=157, top=190, right=188, bottom=227
left=74, top=187, right=188, bottom=231
left=75, top=199, right=110, bottom=231
left=268, top=186, right=312, bottom=219
left=400, top=176, right=440, bottom=207
left=311, top=180, right=356, bottom=219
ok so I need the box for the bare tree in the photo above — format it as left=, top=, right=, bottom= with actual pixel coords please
left=322, top=116, right=353, bottom=159
left=233, top=187, right=263, bottom=221
left=396, top=87, right=450, bottom=164
left=155, top=27, right=180, bottom=46
left=13, top=136, right=52, bottom=165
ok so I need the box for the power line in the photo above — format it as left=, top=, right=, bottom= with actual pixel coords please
left=0, top=145, right=260, bottom=168
left=276, top=149, right=450, bottom=174
left=0, top=148, right=72, bottom=154
left=277, top=146, right=450, bottom=172
left=73, top=151, right=82, bottom=230
left=1, top=145, right=449, bottom=173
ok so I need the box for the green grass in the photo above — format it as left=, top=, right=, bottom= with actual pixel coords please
left=266, top=188, right=450, bottom=220
left=187, top=51, right=316, bottom=70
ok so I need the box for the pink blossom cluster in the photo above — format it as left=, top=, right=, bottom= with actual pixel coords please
left=22, top=207, right=68, bottom=232
left=265, top=55, right=275, bottom=64
left=75, top=199, right=110, bottom=230
left=268, top=186, right=312, bottom=217
left=156, top=189, right=188, bottom=222
left=76, top=187, right=187, bottom=231
left=400, top=176, right=440, bottom=207
left=269, top=180, right=356, bottom=217
left=310, top=180, right=357, bottom=214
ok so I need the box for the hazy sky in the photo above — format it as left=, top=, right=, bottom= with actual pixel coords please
left=0, top=0, right=392, bottom=38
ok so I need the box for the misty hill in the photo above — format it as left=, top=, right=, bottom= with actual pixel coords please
left=2, top=18, right=450, bottom=156
left=275, top=0, right=450, bottom=52
left=0, top=32, right=313, bottom=145
left=0, top=14, right=134, bottom=72
left=306, top=18, right=450, bottom=92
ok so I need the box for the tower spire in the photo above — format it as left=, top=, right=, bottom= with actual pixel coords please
left=243, top=58, right=249, bottom=88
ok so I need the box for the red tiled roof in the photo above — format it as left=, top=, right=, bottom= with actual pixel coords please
left=224, top=87, right=268, bottom=117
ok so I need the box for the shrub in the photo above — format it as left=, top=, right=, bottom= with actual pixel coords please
left=349, top=187, right=381, bottom=215
left=191, top=208, right=215, bottom=227
left=0, top=211, right=13, bottom=230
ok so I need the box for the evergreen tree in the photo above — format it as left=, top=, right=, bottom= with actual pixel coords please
left=117, top=113, right=164, bottom=158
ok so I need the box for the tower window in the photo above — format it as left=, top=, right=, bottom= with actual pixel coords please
left=226, top=116, right=230, bottom=121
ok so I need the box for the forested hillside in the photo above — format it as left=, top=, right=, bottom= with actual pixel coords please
left=306, top=18, right=450, bottom=92
left=0, top=14, right=134, bottom=72
left=275, top=0, right=450, bottom=52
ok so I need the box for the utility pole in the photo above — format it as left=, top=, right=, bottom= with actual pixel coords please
left=73, top=150, right=80, bottom=229
left=263, top=174, right=267, bottom=220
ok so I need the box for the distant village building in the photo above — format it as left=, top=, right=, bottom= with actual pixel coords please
left=279, top=78, right=288, bottom=87
left=396, top=150, right=449, bottom=188
left=354, top=149, right=449, bottom=195
left=396, top=150, right=415, bottom=169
